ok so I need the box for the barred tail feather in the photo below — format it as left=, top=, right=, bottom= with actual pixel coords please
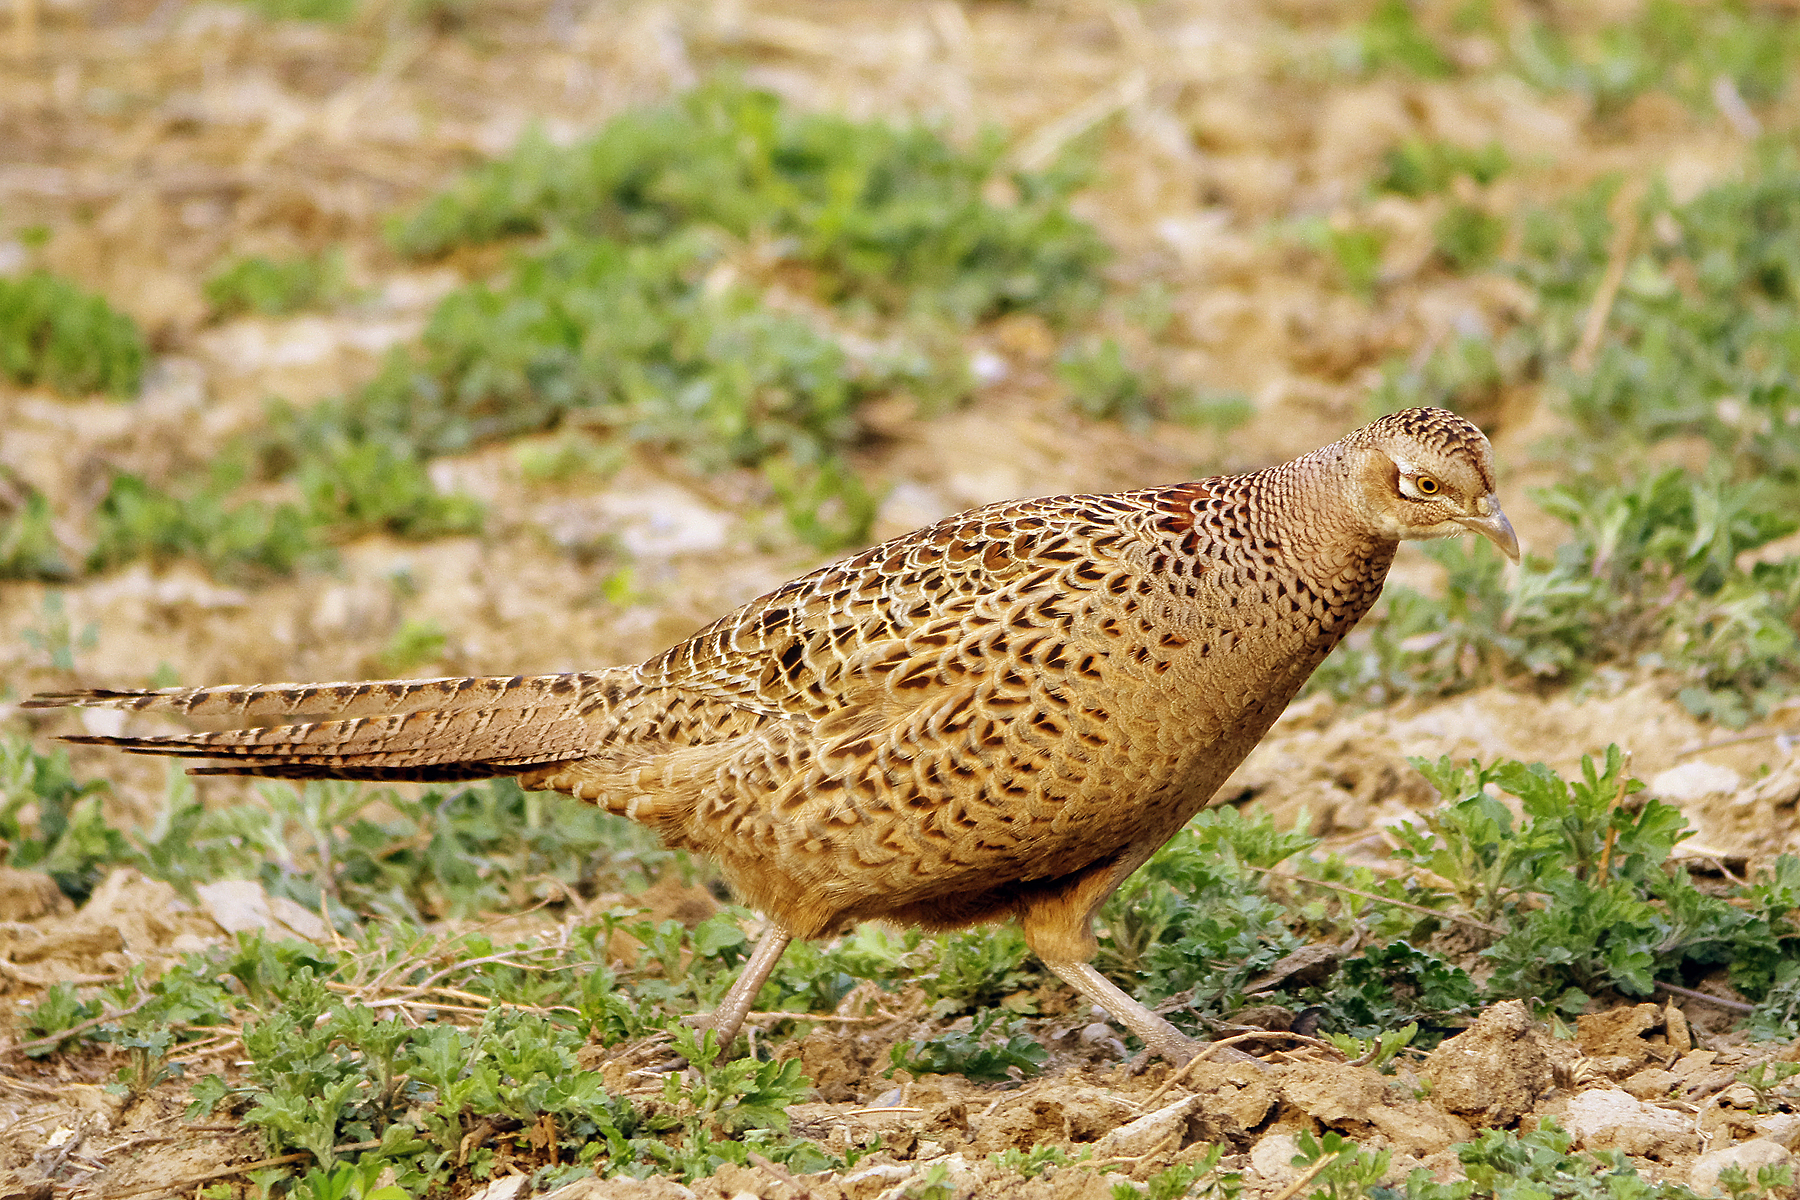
left=22, top=671, right=613, bottom=721
left=29, top=671, right=637, bottom=783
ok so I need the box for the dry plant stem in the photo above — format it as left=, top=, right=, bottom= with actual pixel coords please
left=1248, top=865, right=1507, bottom=936
left=106, top=1141, right=383, bottom=1200
left=1676, top=728, right=1799, bottom=758
left=1596, top=751, right=1630, bottom=886
left=2, top=997, right=151, bottom=1058
left=1044, top=958, right=1200, bottom=1064
left=1572, top=179, right=1646, bottom=372
left=1653, top=980, right=1755, bottom=1013
left=1269, top=1152, right=1342, bottom=1200
left=1012, top=70, right=1148, bottom=172
left=1141, top=1030, right=1336, bottom=1108
left=743, top=1010, right=889, bottom=1025
left=748, top=1150, right=820, bottom=1200
left=700, top=925, right=794, bottom=1051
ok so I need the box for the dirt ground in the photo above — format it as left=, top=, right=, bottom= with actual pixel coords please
left=4, top=0, right=1800, bottom=1197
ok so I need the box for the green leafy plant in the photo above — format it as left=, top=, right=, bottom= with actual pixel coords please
left=1510, top=1, right=1800, bottom=115
left=1376, top=139, right=1509, bottom=198
left=1435, top=1118, right=1702, bottom=1200
left=1322, top=1022, right=1418, bottom=1073
left=205, top=250, right=352, bottom=319
left=85, top=470, right=326, bottom=583
left=390, top=80, right=1106, bottom=325
left=1435, top=204, right=1506, bottom=272
left=1347, top=0, right=1456, bottom=79
left=1291, top=1129, right=1392, bottom=1200
left=991, top=1145, right=1078, bottom=1179
left=0, top=270, right=144, bottom=396
left=237, top=0, right=358, bottom=22
left=889, top=1008, right=1048, bottom=1083
left=1119, top=1145, right=1240, bottom=1200
left=1099, top=808, right=1314, bottom=1017
left=1325, top=944, right=1477, bottom=1044
left=919, top=926, right=1039, bottom=1018
left=0, top=480, right=69, bottom=580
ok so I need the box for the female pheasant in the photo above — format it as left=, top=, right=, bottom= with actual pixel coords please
left=28, top=407, right=1517, bottom=1063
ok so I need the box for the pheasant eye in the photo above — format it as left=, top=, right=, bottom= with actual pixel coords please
left=1415, top=476, right=1440, bottom=495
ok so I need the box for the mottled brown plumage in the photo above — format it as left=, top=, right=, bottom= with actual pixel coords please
left=26, top=407, right=1517, bottom=1062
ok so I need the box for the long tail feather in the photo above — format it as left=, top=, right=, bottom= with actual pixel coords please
left=22, top=672, right=603, bottom=720
left=27, top=671, right=629, bottom=783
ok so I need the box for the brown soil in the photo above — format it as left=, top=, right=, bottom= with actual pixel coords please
left=3, top=1, right=1799, bottom=1198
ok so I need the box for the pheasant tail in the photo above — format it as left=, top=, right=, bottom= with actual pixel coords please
left=20, top=671, right=632, bottom=782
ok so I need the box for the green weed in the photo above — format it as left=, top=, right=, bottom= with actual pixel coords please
left=1344, top=0, right=1456, bottom=79
left=1286, top=218, right=1389, bottom=299
left=1324, top=944, right=1477, bottom=1045
left=889, top=1008, right=1048, bottom=1083
left=0, top=482, right=70, bottom=580
left=391, top=80, right=1106, bottom=325
left=205, top=250, right=352, bottom=319
left=19, top=592, right=96, bottom=674
left=1431, top=1118, right=1700, bottom=1200
left=237, top=0, right=358, bottom=23
left=0, top=735, right=119, bottom=901
left=920, top=926, right=1038, bottom=1018
left=1510, top=1, right=1800, bottom=115
left=85, top=471, right=325, bottom=582
left=991, top=1145, right=1079, bottom=1179
left=375, top=618, right=449, bottom=675
left=0, top=270, right=144, bottom=397
left=1119, top=1144, right=1239, bottom=1200
left=1098, top=808, right=1313, bottom=1019
left=1376, top=139, right=1509, bottom=199
left=1435, top=203, right=1506, bottom=273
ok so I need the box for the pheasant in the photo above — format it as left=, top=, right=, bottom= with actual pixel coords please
left=26, top=407, right=1516, bottom=1064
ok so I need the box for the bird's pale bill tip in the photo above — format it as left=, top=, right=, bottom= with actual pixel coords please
left=1458, top=500, right=1520, bottom=564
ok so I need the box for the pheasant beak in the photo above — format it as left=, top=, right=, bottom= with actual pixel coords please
left=1457, top=496, right=1520, bottom=563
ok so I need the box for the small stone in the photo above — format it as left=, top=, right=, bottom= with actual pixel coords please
left=1249, top=1132, right=1301, bottom=1184
left=1565, top=1089, right=1699, bottom=1158
left=1675, top=1049, right=1720, bottom=1077
left=1754, top=1113, right=1800, bottom=1149
left=1719, top=1084, right=1760, bottom=1109
left=1665, top=1002, right=1692, bottom=1052
left=1623, top=1068, right=1681, bottom=1100
left=1651, top=762, right=1741, bottom=803
left=1095, top=1094, right=1206, bottom=1158
left=1423, top=1000, right=1554, bottom=1124
left=462, top=1178, right=528, bottom=1200
left=1691, top=1139, right=1791, bottom=1197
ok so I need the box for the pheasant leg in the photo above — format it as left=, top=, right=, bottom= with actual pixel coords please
left=1042, top=958, right=1200, bottom=1065
left=691, top=925, right=793, bottom=1054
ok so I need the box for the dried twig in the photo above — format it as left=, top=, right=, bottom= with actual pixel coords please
left=1140, top=1030, right=1342, bottom=1111
left=2, top=997, right=152, bottom=1059
left=1011, top=70, right=1148, bottom=173
left=1269, top=1151, right=1342, bottom=1200
left=749, top=1150, right=820, bottom=1200
left=1594, top=751, right=1632, bottom=886
left=1572, top=178, right=1647, bottom=372
left=1248, top=865, right=1506, bottom=936
left=1675, top=728, right=1799, bottom=759
left=103, top=1140, right=382, bottom=1200
left=1654, top=980, right=1755, bottom=1013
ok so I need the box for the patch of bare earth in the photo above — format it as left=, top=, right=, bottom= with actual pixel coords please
left=4, top=1, right=1800, bottom=1197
